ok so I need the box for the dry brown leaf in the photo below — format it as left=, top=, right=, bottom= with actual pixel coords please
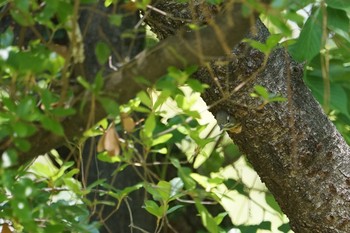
left=97, top=123, right=120, bottom=156
left=121, top=112, right=135, bottom=133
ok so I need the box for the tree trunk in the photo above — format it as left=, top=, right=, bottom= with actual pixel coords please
left=145, top=1, right=350, bottom=232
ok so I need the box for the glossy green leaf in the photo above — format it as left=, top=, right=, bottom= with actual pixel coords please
left=289, top=9, right=322, bottom=62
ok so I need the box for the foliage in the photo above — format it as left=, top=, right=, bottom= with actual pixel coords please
left=0, top=0, right=349, bottom=232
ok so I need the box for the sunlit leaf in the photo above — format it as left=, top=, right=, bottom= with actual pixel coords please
left=151, top=133, right=172, bottom=146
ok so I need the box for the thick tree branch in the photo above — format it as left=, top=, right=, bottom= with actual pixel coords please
left=145, top=2, right=350, bottom=232
left=8, top=3, right=253, bottom=165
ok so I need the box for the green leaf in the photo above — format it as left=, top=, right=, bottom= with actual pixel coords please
left=108, top=183, right=143, bottom=202
left=265, top=193, right=283, bottom=215
left=166, top=205, right=183, bottom=215
left=150, top=147, right=167, bottom=154
left=195, top=200, right=220, bottom=233
left=16, top=97, right=36, bottom=119
left=0, top=27, right=14, bottom=47
left=171, top=159, right=196, bottom=190
left=40, top=115, right=65, bottom=136
left=278, top=223, right=291, bottom=233
left=186, top=78, right=208, bottom=93
left=14, top=138, right=31, bottom=152
left=97, top=152, right=121, bottom=163
left=95, top=41, right=111, bottom=65
left=157, top=180, right=172, bottom=201
left=56, top=1, right=73, bottom=22
left=152, top=133, right=173, bottom=146
left=244, top=34, right=282, bottom=54
left=12, top=121, right=37, bottom=137
left=143, top=200, right=163, bottom=218
left=93, top=72, right=104, bottom=93
left=144, top=113, right=156, bottom=138
left=253, top=85, right=269, bottom=99
left=98, top=97, right=120, bottom=117
left=10, top=0, right=34, bottom=26
left=52, top=161, right=75, bottom=182
left=14, top=0, right=30, bottom=12
left=326, top=0, right=350, bottom=10
left=77, top=76, right=91, bottom=90
left=35, top=0, right=58, bottom=25
left=109, top=14, right=123, bottom=27
left=327, top=7, right=350, bottom=35
left=63, top=178, right=82, bottom=194
left=214, top=212, right=228, bottom=225
left=169, top=177, right=184, bottom=198
left=305, top=74, right=349, bottom=117
left=258, top=221, right=272, bottom=230
left=30, top=160, right=57, bottom=178
left=137, top=91, right=152, bottom=108
left=266, top=34, right=283, bottom=49
left=289, top=9, right=323, bottom=62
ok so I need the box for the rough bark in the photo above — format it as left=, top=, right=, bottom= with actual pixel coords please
left=145, top=2, right=350, bottom=233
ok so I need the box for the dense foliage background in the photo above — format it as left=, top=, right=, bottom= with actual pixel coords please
left=0, top=0, right=349, bottom=232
